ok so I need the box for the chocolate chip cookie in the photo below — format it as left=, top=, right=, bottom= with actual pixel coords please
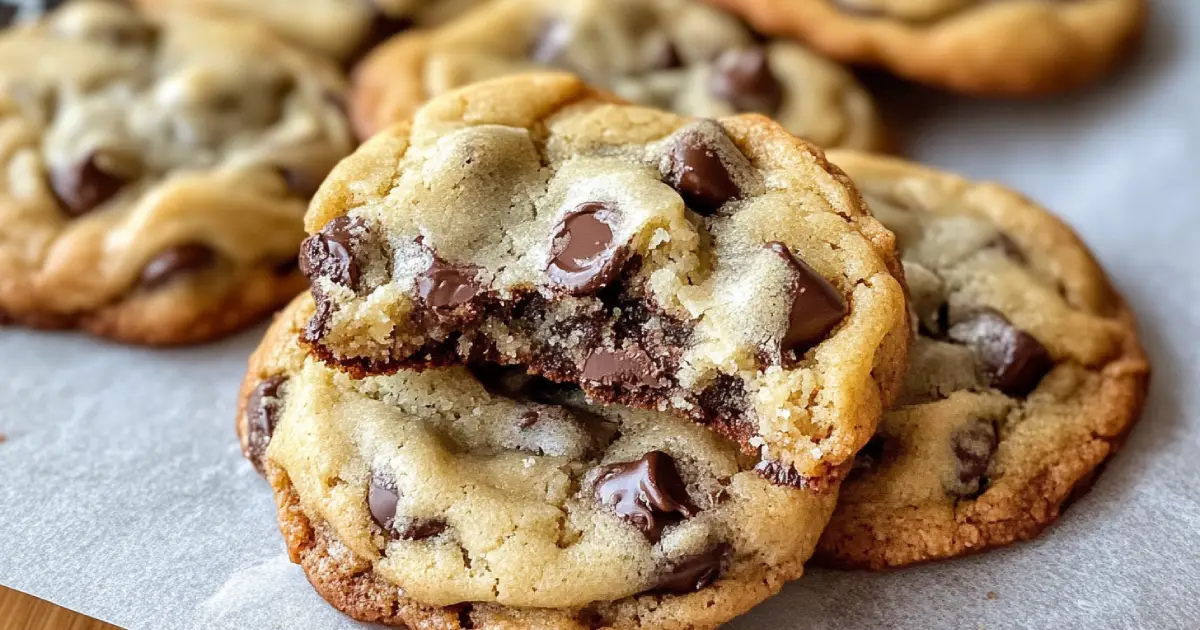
left=134, top=0, right=486, bottom=62
left=300, top=73, right=910, bottom=485
left=238, top=293, right=839, bottom=628
left=350, top=0, right=886, bottom=150
left=816, top=151, right=1150, bottom=569
left=0, top=1, right=354, bottom=344
left=700, top=0, right=1147, bottom=95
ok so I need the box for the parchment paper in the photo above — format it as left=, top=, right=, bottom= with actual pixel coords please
left=3, top=2, right=1199, bottom=628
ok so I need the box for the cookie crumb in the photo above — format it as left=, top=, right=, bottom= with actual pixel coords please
left=986, top=591, right=998, bottom=600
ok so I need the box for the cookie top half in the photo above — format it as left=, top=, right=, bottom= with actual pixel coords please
left=238, top=293, right=837, bottom=627
left=351, top=0, right=885, bottom=150
left=299, top=72, right=909, bottom=484
left=816, top=151, right=1149, bottom=569
left=700, top=0, right=1147, bottom=95
left=0, top=1, right=354, bottom=343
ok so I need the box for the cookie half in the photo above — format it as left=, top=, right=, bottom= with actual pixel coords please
left=238, top=293, right=839, bottom=628
left=816, top=151, right=1150, bottom=569
left=299, top=72, right=909, bottom=484
left=700, top=0, right=1147, bottom=96
left=0, top=1, right=354, bottom=344
left=350, top=0, right=886, bottom=150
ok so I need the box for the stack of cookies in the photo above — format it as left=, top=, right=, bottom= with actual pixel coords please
left=0, top=0, right=1150, bottom=628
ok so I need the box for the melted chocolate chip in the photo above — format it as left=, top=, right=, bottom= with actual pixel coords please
left=946, top=419, right=998, bottom=497
left=708, top=47, right=783, bottom=116
left=581, top=348, right=663, bottom=388
left=139, top=244, right=217, bottom=289
left=947, top=309, right=1052, bottom=396
left=661, top=124, right=744, bottom=216
left=595, top=451, right=698, bottom=541
left=245, top=375, right=287, bottom=473
left=753, top=460, right=806, bottom=488
left=767, top=242, right=848, bottom=356
left=51, top=153, right=127, bottom=217
left=396, top=519, right=447, bottom=541
left=368, top=476, right=400, bottom=534
left=547, top=202, right=630, bottom=294
left=517, top=410, right=541, bottom=429
left=651, top=544, right=729, bottom=595
left=417, top=259, right=480, bottom=308
left=847, top=434, right=897, bottom=482
left=300, top=215, right=366, bottom=290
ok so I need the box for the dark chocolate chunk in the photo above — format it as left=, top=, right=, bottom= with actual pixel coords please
left=396, top=519, right=447, bottom=541
left=708, top=47, right=783, bottom=116
left=51, top=152, right=127, bottom=217
left=530, top=18, right=572, bottom=65
left=245, top=375, right=287, bottom=473
left=651, top=544, right=729, bottom=595
left=517, top=410, right=541, bottom=429
left=847, top=434, right=898, bottom=482
left=661, top=123, right=744, bottom=216
left=753, top=460, right=806, bottom=488
left=547, top=202, right=630, bottom=294
left=368, top=476, right=400, bottom=534
left=300, top=215, right=366, bottom=290
left=417, top=259, right=480, bottom=308
left=582, top=347, right=663, bottom=388
left=646, top=35, right=683, bottom=71
left=947, top=309, right=1052, bottom=396
left=945, top=419, right=998, bottom=497
left=139, top=244, right=217, bottom=289
left=767, top=242, right=848, bottom=355
left=595, top=451, right=698, bottom=541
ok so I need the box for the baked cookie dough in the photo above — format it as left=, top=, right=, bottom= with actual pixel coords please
left=350, top=0, right=885, bottom=150
left=816, top=151, right=1150, bottom=568
left=299, top=73, right=909, bottom=484
left=699, top=0, right=1147, bottom=95
left=237, top=293, right=839, bottom=628
left=0, top=1, right=354, bottom=344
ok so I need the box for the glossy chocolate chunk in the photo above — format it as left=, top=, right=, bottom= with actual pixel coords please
left=661, top=123, right=745, bottom=216
left=300, top=215, right=365, bottom=290
left=595, top=451, right=698, bottom=541
left=547, top=202, right=629, bottom=294
left=651, top=544, right=729, bottom=594
left=368, top=476, right=400, bottom=534
left=946, top=419, right=998, bottom=497
left=245, top=375, right=287, bottom=473
left=139, top=244, right=217, bottom=289
left=708, top=47, right=784, bottom=116
left=417, top=258, right=480, bottom=308
left=768, top=242, right=848, bottom=355
left=947, top=309, right=1052, bottom=396
left=582, top=347, right=663, bottom=388
left=51, top=152, right=127, bottom=217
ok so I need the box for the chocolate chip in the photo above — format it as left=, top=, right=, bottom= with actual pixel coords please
left=1, top=5, right=17, bottom=28
left=646, top=35, right=683, bottom=71
left=245, top=375, right=287, bottom=473
left=708, top=47, right=783, bottom=116
left=595, top=451, right=698, bottom=542
left=582, top=348, right=663, bottom=388
left=848, top=434, right=897, bottom=482
left=767, top=242, right=848, bottom=356
left=517, top=410, right=541, bottom=429
left=947, top=309, right=1052, bottom=396
left=396, top=519, right=447, bottom=541
left=945, top=419, right=998, bottom=497
left=651, top=544, right=729, bottom=595
left=278, top=165, right=326, bottom=199
left=139, top=244, right=217, bottom=289
left=417, top=259, right=480, bottom=308
left=547, top=202, right=630, bottom=295
left=989, top=233, right=1028, bottom=264
left=753, top=460, right=806, bottom=488
left=368, top=476, right=400, bottom=534
left=300, top=215, right=365, bottom=290
left=349, top=4, right=412, bottom=61
left=530, top=18, right=572, bottom=65
left=51, top=152, right=127, bottom=217
left=661, top=123, right=744, bottom=216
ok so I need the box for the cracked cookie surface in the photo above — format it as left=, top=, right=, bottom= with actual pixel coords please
left=238, top=293, right=837, bottom=627
left=299, top=73, right=909, bottom=483
left=816, top=151, right=1149, bottom=569
left=0, top=0, right=354, bottom=344
left=350, top=0, right=885, bottom=150
left=699, top=0, right=1147, bottom=95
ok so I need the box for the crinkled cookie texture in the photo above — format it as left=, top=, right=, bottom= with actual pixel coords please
left=0, top=0, right=354, bottom=344
left=134, top=0, right=487, bottom=62
left=816, top=151, right=1149, bottom=569
left=699, top=0, right=1147, bottom=95
left=351, top=0, right=885, bottom=150
left=300, top=73, right=909, bottom=483
left=238, top=294, right=838, bottom=628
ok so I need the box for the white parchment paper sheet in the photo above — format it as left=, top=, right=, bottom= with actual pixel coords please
left=2, top=2, right=1199, bottom=628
